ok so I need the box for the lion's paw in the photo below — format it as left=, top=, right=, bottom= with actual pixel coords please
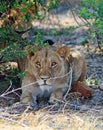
left=49, top=94, right=62, bottom=104
left=20, top=96, right=31, bottom=104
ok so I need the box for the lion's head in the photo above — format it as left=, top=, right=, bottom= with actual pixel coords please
left=25, top=46, right=71, bottom=87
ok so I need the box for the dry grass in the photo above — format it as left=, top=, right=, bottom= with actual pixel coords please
left=0, top=103, right=103, bottom=130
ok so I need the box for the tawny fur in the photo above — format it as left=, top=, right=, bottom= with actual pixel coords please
left=19, top=45, right=87, bottom=104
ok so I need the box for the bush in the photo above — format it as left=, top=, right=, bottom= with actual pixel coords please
left=80, top=0, right=103, bottom=49
left=0, top=0, right=62, bottom=85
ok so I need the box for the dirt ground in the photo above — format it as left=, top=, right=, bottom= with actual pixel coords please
left=0, top=1, right=103, bottom=130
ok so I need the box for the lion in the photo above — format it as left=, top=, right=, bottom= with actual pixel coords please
left=19, top=45, right=92, bottom=105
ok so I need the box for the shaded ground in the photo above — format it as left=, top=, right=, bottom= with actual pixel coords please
left=0, top=1, right=103, bottom=129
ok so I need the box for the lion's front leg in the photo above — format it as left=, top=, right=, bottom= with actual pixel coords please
left=20, top=91, right=32, bottom=104
left=20, top=73, right=40, bottom=105
left=49, top=87, right=67, bottom=104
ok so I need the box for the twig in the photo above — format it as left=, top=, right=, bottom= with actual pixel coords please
left=0, top=115, right=29, bottom=127
left=64, top=0, right=81, bottom=26
left=0, top=81, right=37, bottom=97
left=0, top=69, right=72, bottom=98
left=1, top=96, right=15, bottom=100
left=49, top=98, right=101, bottom=112
left=4, top=80, right=12, bottom=93
left=63, top=63, right=73, bottom=101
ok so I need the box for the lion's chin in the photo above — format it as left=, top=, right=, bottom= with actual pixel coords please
left=39, top=84, right=53, bottom=93
left=41, top=83, right=52, bottom=86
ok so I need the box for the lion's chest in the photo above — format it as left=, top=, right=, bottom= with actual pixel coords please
left=39, top=85, right=53, bottom=97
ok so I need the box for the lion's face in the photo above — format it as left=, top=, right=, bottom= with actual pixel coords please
left=28, top=46, right=68, bottom=87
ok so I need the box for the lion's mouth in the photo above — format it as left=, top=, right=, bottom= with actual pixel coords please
left=38, top=79, right=52, bottom=86
left=42, top=80, right=52, bottom=86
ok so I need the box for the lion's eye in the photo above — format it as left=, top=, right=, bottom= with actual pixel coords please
left=35, top=61, right=41, bottom=68
left=51, top=62, right=57, bottom=68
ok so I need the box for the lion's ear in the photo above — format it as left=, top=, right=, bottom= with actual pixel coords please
left=25, top=45, right=39, bottom=58
left=56, top=46, right=71, bottom=61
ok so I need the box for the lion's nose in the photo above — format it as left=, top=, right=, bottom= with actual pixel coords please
left=40, top=76, right=50, bottom=81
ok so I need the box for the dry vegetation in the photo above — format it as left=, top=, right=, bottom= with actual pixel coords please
left=0, top=102, right=103, bottom=130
